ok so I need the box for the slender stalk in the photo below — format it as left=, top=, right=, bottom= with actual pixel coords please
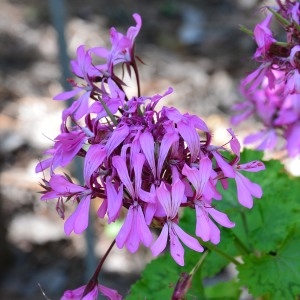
left=98, top=96, right=118, bottom=126
left=231, top=231, right=251, bottom=255
left=81, top=239, right=116, bottom=298
left=190, top=251, right=208, bottom=276
left=201, top=241, right=241, bottom=266
left=241, top=210, right=252, bottom=251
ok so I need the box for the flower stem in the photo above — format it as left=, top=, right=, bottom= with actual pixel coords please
left=82, top=239, right=116, bottom=298
left=98, top=96, right=118, bottom=126
left=201, top=241, right=241, bottom=266
left=231, top=231, right=251, bottom=255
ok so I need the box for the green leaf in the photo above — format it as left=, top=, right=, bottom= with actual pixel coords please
left=204, top=279, right=241, bottom=300
left=180, top=209, right=239, bottom=279
left=237, top=229, right=300, bottom=299
left=219, top=149, right=300, bottom=253
left=126, top=248, right=205, bottom=299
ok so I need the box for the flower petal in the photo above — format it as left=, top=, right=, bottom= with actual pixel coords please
left=173, top=223, right=204, bottom=252
left=151, top=223, right=168, bottom=257
left=64, top=195, right=91, bottom=235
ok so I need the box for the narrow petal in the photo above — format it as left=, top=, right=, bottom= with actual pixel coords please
left=182, top=157, right=212, bottom=199
left=157, top=131, right=178, bottom=177
left=195, top=205, right=210, bottom=241
left=173, top=223, right=203, bottom=252
left=84, top=145, right=106, bottom=187
left=235, top=173, right=262, bottom=208
left=53, top=88, right=82, bottom=101
left=170, top=180, right=185, bottom=218
left=98, top=284, right=122, bottom=300
left=212, top=151, right=235, bottom=178
left=64, top=195, right=91, bottom=235
left=49, top=174, right=86, bottom=194
left=133, top=153, right=145, bottom=197
left=116, top=206, right=134, bottom=249
left=112, top=156, right=134, bottom=198
left=73, top=92, right=91, bottom=120
left=156, top=182, right=172, bottom=218
left=137, top=205, right=152, bottom=247
left=238, top=160, right=265, bottom=172
left=207, top=207, right=235, bottom=228
left=151, top=223, right=168, bottom=257
left=106, top=179, right=123, bottom=223
left=169, top=225, right=185, bottom=266
left=126, top=211, right=141, bottom=253
left=139, top=132, right=156, bottom=177
left=177, top=120, right=200, bottom=162
left=207, top=219, right=221, bottom=244
left=106, top=124, right=129, bottom=157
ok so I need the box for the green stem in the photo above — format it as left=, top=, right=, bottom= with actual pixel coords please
left=241, top=210, right=253, bottom=252
left=201, top=241, right=241, bottom=266
left=190, top=250, right=208, bottom=276
left=239, top=25, right=253, bottom=37
left=267, top=7, right=291, bottom=27
left=98, top=96, right=118, bottom=126
left=231, top=231, right=251, bottom=255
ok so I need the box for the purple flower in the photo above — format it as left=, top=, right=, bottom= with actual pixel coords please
left=112, top=154, right=153, bottom=252
left=253, top=13, right=275, bottom=60
left=54, top=46, right=98, bottom=120
left=229, top=130, right=265, bottom=208
left=35, top=129, right=88, bottom=173
left=182, top=157, right=235, bottom=244
left=61, top=283, right=122, bottom=300
left=151, top=180, right=203, bottom=266
left=40, top=174, right=92, bottom=235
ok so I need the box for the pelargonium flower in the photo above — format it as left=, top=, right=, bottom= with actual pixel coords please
left=36, top=13, right=266, bottom=300
left=232, top=1, right=300, bottom=157
left=182, top=157, right=235, bottom=243
left=61, top=283, right=122, bottom=300
left=151, top=180, right=204, bottom=266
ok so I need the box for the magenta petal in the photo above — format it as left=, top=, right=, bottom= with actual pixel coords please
left=177, top=120, right=200, bottom=162
left=157, top=131, right=178, bottom=177
left=133, top=153, right=145, bottom=196
left=98, top=284, right=122, bottom=300
left=53, top=88, right=82, bottom=101
left=235, top=173, right=262, bottom=208
left=106, top=179, right=123, bottom=222
left=207, top=219, right=221, bottom=244
left=116, top=206, right=134, bottom=249
left=97, top=198, right=107, bottom=218
left=207, top=207, right=235, bottom=228
left=182, top=157, right=212, bottom=199
left=112, top=156, right=134, bottom=197
left=137, top=206, right=152, bottom=247
left=238, top=160, right=265, bottom=172
left=49, top=174, right=86, bottom=194
left=170, top=180, right=185, bottom=217
left=213, top=151, right=235, bottom=178
left=106, top=124, right=129, bottom=157
left=139, top=132, right=156, bottom=177
left=169, top=225, right=185, bottom=266
left=84, top=145, right=106, bottom=187
left=156, top=182, right=172, bottom=218
left=73, top=92, right=91, bottom=120
left=195, top=206, right=210, bottom=241
left=64, top=195, right=91, bottom=235
left=35, top=157, right=52, bottom=173
left=173, top=223, right=204, bottom=252
left=151, top=223, right=168, bottom=257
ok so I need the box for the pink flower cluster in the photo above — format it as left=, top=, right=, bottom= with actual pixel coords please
left=36, top=13, right=265, bottom=299
left=232, top=0, right=300, bottom=157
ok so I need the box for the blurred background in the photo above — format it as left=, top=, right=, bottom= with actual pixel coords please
left=0, top=0, right=272, bottom=299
